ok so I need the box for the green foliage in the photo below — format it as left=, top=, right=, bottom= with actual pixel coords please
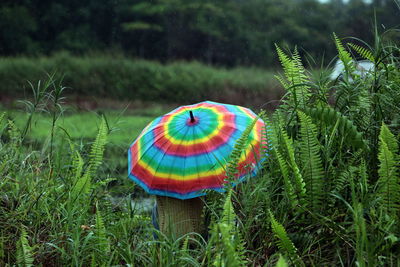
left=70, top=116, right=108, bottom=201
left=269, top=29, right=400, bottom=265
left=348, top=43, right=375, bottom=63
left=275, top=45, right=310, bottom=109
left=376, top=123, right=400, bottom=216
left=278, top=124, right=307, bottom=202
left=269, top=210, right=301, bottom=264
left=276, top=255, right=289, bottom=267
left=94, top=203, right=110, bottom=266
left=226, top=114, right=260, bottom=181
left=208, top=190, right=247, bottom=267
left=298, top=111, right=324, bottom=210
left=16, top=229, right=34, bottom=267
left=333, top=33, right=355, bottom=79
left=0, top=55, right=280, bottom=106
left=304, top=106, right=366, bottom=150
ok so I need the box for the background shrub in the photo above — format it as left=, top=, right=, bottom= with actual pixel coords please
left=0, top=53, right=282, bottom=107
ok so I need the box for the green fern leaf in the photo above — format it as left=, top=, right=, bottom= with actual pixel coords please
left=274, top=75, right=290, bottom=90
left=377, top=124, right=400, bottom=216
left=333, top=33, right=355, bottom=77
left=70, top=172, right=91, bottom=203
left=348, top=43, right=375, bottom=63
left=16, top=229, right=34, bottom=267
left=269, top=210, right=300, bottom=262
left=304, top=107, right=367, bottom=150
left=86, top=116, right=108, bottom=180
left=298, top=111, right=324, bottom=210
left=221, top=190, right=236, bottom=229
left=280, top=126, right=307, bottom=199
left=276, top=255, right=289, bottom=267
left=70, top=117, right=108, bottom=201
left=259, top=111, right=273, bottom=167
left=95, top=203, right=110, bottom=256
left=275, top=45, right=310, bottom=108
left=226, top=114, right=260, bottom=181
left=71, top=151, right=84, bottom=184
left=218, top=223, right=245, bottom=267
left=275, top=149, right=297, bottom=207
left=379, top=123, right=398, bottom=155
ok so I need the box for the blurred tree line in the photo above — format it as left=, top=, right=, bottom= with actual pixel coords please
left=0, top=0, right=398, bottom=67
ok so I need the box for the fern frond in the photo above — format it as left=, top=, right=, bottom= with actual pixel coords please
left=377, top=124, right=400, bottom=216
left=86, top=116, right=108, bottom=180
left=280, top=126, right=306, bottom=199
left=70, top=172, right=91, bottom=203
left=304, top=107, right=366, bottom=150
left=379, top=123, right=398, bottom=155
left=218, top=223, right=246, bottom=267
left=226, top=114, right=260, bottom=181
left=358, top=160, right=369, bottom=201
left=333, top=33, right=355, bottom=76
left=95, top=203, right=110, bottom=256
left=70, top=117, right=108, bottom=201
left=0, top=112, right=5, bottom=125
left=276, top=255, right=289, bottom=267
left=275, top=74, right=290, bottom=90
left=269, top=210, right=300, bottom=263
left=331, top=166, right=356, bottom=197
left=221, top=190, right=236, bottom=229
left=348, top=43, right=375, bottom=63
left=259, top=111, right=273, bottom=163
left=275, top=45, right=310, bottom=108
left=275, top=45, right=294, bottom=81
left=181, top=236, right=190, bottom=251
left=16, top=229, right=34, bottom=267
left=275, top=149, right=297, bottom=208
left=298, top=111, right=324, bottom=210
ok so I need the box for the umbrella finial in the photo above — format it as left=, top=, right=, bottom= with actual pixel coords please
left=189, top=110, right=195, bottom=123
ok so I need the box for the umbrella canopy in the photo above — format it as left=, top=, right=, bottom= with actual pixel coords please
left=128, top=101, right=266, bottom=199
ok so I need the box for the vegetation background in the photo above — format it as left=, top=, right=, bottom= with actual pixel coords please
left=0, top=0, right=399, bottom=106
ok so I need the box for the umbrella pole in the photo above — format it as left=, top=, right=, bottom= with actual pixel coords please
left=189, top=111, right=195, bottom=123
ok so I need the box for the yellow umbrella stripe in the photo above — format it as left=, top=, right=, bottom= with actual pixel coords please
left=163, top=106, right=226, bottom=145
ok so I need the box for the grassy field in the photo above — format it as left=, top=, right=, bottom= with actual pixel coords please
left=9, top=110, right=156, bottom=146
left=2, top=106, right=173, bottom=197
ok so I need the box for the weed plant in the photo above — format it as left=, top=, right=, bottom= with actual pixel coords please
left=1, top=29, right=400, bottom=266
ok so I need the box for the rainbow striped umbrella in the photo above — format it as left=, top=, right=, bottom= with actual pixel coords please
left=128, top=101, right=265, bottom=199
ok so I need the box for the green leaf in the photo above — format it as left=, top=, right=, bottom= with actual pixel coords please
left=298, top=111, right=324, bottom=210
left=269, top=210, right=300, bottom=263
left=16, top=229, right=34, bottom=267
